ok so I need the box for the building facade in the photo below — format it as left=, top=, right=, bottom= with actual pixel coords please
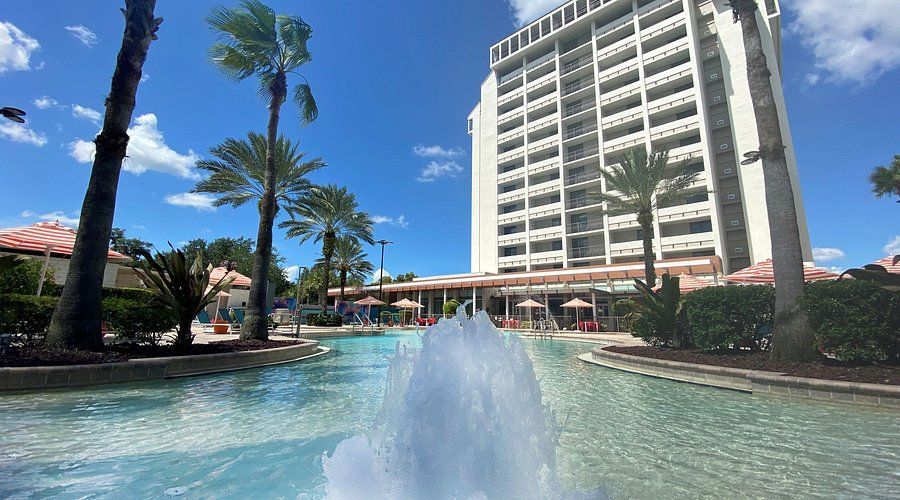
left=469, top=0, right=811, bottom=275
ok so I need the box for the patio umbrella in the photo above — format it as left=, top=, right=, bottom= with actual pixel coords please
left=205, top=288, right=231, bottom=320
left=652, top=273, right=716, bottom=294
left=515, top=299, right=545, bottom=323
left=871, top=256, right=900, bottom=274
left=209, top=267, right=251, bottom=287
left=355, top=295, right=385, bottom=323
left=723, top=259, right=839, bottom=283
left=391, top=298, right=423, bottom=325
left=561, top=298, right=592, bottom=331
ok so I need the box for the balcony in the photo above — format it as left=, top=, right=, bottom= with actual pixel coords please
left=530, top=225, right=563, bottom=241
left=527, top=112, right=559, bottom=133
left=564, top=145, right=600, bottom=164
left=498, top=87, right=524, bottom=106
left=567, top=196, right=601, bottom=210
left=570, top=244, right=606, bottom=259
left=498, top=254, right=528, bottom=267
left=657, top=201, right=710, bottom=224
left=527, top=72, right=556, bottom=92
left=640, top=12, right=685, bottom=43
left=562, top=100, right=597, bottom=119
left=529, top=156, right=560, bottom=174
left=602, top=106, right=642, bottom=128
left=668, top=142, right=703, bottom=163
left=498, top=210, right=526, bottom=224
left=598, top=57, right=639, bottom=83
left=642, top=37, right=689, bottom=66
left=561, top=56, right=593, bottom=76
left=599, top=80, right=641, bottom=106
left=660, top=232, right=715, bottom=252
left=638, top=0, right=679, bottom=17
left=647, top=87, right=695, bottom=116
left=644, top=61, right=693, bottom=91
left=497, top=187, right=526, bottom=204
left=563, top=123, right=598, bottom=141
left=497, top=164, right=525, bottom=184
left=528, top=135, right=559, bottom=154
left=498, top=127, right=525, bottom=146
left=567, top=218, right=604, bottom=234
left=527, top=92, right=558, bottom=112
left=529, top=202, right=562, bottom=219
left=525, top=51, right=557, bottom=72
left=529, top=180, right=560, bottom=197
left=498, top=231, right=526, bottom=246
left=529, top=249, right=564, bottom=263
left=499, top=68, right=524, bottom=85
left=498, top=145, right=525, bottom=164
left=650, top=115, right=700, bottom=142
left=565, top=169, right=601, bottom=186
left=595, top=10, right=635, bottom=38
left=603, top=130, right=645, bottom=154
left=610, top=240, right=643, bottom=256
left=561, top=78, right=594, bottom=98
left=596, top=36, right=636, bottom=63
left=498, top=108, right=525, bottom=125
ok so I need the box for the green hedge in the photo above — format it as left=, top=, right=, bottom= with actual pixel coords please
left=0, top=258, right=52, bottom=295
left=0, top=294, right=57, bottom=343
left=683, top=285, right=774, bottom=351
left=443, top=299, right=461, bottom=317
left=103, top=297, right=177, bottom=346
left=799, top=280, right=899, bottom=364
left=306, top=312, right=343, bottom=327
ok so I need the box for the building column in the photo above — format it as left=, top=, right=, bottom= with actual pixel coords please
left=505, top=294, right=510, bottom=322
left=591, top=291, right=597, bottom=320
left=417, top=290, right=422, bottom=319
left=472, top=286, right=477, bottom=314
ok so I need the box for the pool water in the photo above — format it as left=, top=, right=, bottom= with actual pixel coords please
left=0, top=332, right=897, bottom=499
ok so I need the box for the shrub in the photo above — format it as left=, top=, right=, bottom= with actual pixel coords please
left=0, top=294, right=57, bottom=344
left=102, top=287, right=156, bottom=302
left=799, top=280, right=900, bottom=364
left=0, top=258, right=53, bottom=295
left=683, top=285, right=774, bottom=351
left=306, top=312, right=343, bottom=327
left=618, top=275, right=688, bottom=348
left=443, top=299, right=461, bottom=317
left=103, top=297, right=178, bottom=346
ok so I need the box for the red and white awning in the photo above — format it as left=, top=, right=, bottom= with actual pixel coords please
left=0, top=221, right=128, bottom=261
left=871, top=256, right=900, bottom=274
left=723, top=259, right=838, bottom=283
left=652, top=273, right=717, bottom=293
left=209, top=267, right=252, bottom=287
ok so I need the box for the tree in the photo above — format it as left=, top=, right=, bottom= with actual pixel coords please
left=730, top=0, right=818, bottom=361
left=869, top=154, right=900, bottom=202
left=207, top=0, right=318, bottom=339
left=590, top=146, right=699, bottom=287
left=394, top=272, right=417, bottom=283
left=0, top=258, right=52, bottom=295
left=180, top=237, right=294, bottom=296
left=296, top=264, right=340, bottom=305
left=110, top=227, right=153, bottom=267
left=318, top=236, right=373, bottom=303
left=47, top=1, right=162, bottom=350
left=280, top=185, right=374, bottom=312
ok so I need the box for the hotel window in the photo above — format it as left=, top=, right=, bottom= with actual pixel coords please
left=690, top=220, right=713, bottom=234
left=504, top=247, right=519, bottom=257
left=531, top=25, right=540, bottom=41
left=467, top=118, right=474, bottom=132
left=551, top=240, right=563, bottom=251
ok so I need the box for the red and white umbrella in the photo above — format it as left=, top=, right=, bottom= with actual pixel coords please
left=0, top=221, right=127, bottom=260
left=871, top=256, right=900, bottom=274
left=209, top=267, right=251, bottom=287
left=652, top=273, right=717, bottom=293
left=561, top=298, right=592, bottom=331
left=723, top=259, right=838, bottom=283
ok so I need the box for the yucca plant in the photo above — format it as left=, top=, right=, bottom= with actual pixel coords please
left=133, top=246, right=234, bottom=352
left=616, top=274, right=688, bottom=348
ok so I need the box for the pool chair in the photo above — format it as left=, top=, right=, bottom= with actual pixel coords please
left=196, top=310, right=214, bottom=332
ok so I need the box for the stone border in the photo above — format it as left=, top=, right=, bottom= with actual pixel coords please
left=0, top=341, right=328, bottom=393
left=580, top=347, right=900, bottom=409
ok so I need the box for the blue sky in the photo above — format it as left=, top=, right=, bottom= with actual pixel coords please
left=0, top=0, right=897, bottom=280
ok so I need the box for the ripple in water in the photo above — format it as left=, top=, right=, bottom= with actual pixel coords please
left=323, top=307, right=605, bottom=499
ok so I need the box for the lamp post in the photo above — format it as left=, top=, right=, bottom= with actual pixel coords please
left=376, top=239, right=392, bottom=326
left=293, top=266, right=308, bottom=338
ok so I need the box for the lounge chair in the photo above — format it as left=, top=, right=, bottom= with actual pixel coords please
left=196, top=310, right=214, bottom=332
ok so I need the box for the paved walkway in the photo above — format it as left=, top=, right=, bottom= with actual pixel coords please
left=515, top=331, right=644, bottom=346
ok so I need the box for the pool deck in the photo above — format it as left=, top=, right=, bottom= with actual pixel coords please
left=511, top=330, right=643, bottom=346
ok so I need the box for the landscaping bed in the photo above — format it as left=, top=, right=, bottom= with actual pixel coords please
left=1, top=340, right=301, bottom=367
left=604, top=346, right=900, bottom=386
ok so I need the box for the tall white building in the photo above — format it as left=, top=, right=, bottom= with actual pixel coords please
left=469, top=0, right=811, bottom=275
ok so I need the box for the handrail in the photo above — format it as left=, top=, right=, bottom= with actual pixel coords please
left=567, top=218, right=604, bottom=233
left=564, top=145, right=600, bottom=163
left=566, top=169, right=601, bottom=185
left=570, top=244, right=606, bottom=259
left=563, top=100, right=596, bottom=118
left=563, top=123, right=598, bottom=140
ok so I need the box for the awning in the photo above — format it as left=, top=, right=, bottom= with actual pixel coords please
left=723, top=259, right=838, bottom=283
left=652, top=273, right=716, bottom=293
left=0, top=221, right=128, bottom=261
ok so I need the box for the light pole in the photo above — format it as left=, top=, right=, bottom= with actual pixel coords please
left=376, top=239, right=392, bottom=326
left=293, top=266, right=308, bottom=338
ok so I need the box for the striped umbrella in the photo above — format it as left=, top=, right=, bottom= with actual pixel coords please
left=723, top=259, right=838, bottom=283
left=652, top=273, right=717, bottom=293
left=209, top=267, right=251, bottom=287
left=871, top=256, right=900, bottom=274
left=0, top=221, right=127, bottom=260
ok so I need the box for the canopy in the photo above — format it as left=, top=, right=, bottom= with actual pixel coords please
left=561, top=298, right=592, bottom=308
left=355, top=295, right=386, bottom=306
left=652, top=273, right=716, bottom=293
left=871, top=256, right=900, bottom=274
left=0, top=221, right=128, bottom=261
left=723, top=259, right=838, bottom=283
left=515, top=299, right=544, bottom=308
left=209, top=267, right=251, bottom=287
left=205, top=287, right=231, bottom=298
left=391, top=298, right=423, bottom=308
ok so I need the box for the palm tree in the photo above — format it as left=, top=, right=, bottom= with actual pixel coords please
left=280, top=185, right=374, bottom=312
left=869, top=154, right=900, bottom=202
left=730, top=0, right=817, bottom=362
left=590, top=146, right=699, bottom=288
left=46, top=1, right=162, bottom=350
left=318, top=236, right=374, bottom=304
left=193, top=132, right=322, bottom=339
left=207, top=0, right=317, bottom=339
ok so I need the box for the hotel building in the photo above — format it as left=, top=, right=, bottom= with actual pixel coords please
left=330, top=0, right=811, bottom=324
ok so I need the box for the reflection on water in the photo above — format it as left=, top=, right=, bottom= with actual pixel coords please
left=0, top=332, right=897, bottom=499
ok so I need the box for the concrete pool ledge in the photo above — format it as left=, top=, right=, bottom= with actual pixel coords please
left=0, top=341, right=329, bottom=393
left=579, top=347, right=900, bottom=408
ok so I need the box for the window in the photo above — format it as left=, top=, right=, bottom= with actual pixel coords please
left=503, top=225, right=520, bottom=235
left=467, top=118, right=474, bottom=132
left=551, top=240, right=563, bottom=251
left=690, top=220, right=713, bottom=234
left=571, top=237, right=589, bottom=249
left=502, top=184, right=519, bottom=193
left=692, top=250, right=715, bottom=257
left=627, top=125, right=643, bottom=134
left=503, top=247, right=519, bottom=257
left=685, top=192, right=709, bottom=204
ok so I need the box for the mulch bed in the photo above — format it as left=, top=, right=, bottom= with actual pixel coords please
left=0, top=340, right=301, bottom=367
left=604, top=346, right=899, bottom=386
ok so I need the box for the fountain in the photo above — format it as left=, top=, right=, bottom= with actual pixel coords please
left=323, top=304, right=604, bottom=499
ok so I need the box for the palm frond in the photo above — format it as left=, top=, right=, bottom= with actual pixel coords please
left=293, top=82, right=318, bottom=125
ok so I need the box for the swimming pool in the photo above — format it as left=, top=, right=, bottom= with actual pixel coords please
left=0, top=332, right=897, bottom=498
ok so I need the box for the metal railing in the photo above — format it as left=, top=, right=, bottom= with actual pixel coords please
left=565, top=169, right=601, bottom=185
left=567, top=196, right=601, bottom=209
left=563, top=123, right=598, bottom=140
left=561, top=56, right=592, bottom=75
left=570, top=244, right=606, bottom=259
left=563, top=100, right=596, bottom=118
left=567, top=218, right=604, bottom=233
left=561, top=78, right=592, bottom=96
left=564, top=145, right=600, bottom=163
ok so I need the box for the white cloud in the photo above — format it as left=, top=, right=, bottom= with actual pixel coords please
left=0, top=21, right=39, bottom=73
left=812, top=247, right=845, bottom=263
left=371, top=268, right=392, bottom=283
left=283, top=265, right=301, bottom=282
left=803, top=73, right=820, bottom=86
left=132, top=224, right=147, bottom=230
left=68, top=113, right=200, bottom=179
left=0, top=122, right=47, bottom=146
left=504, top=0, right=559, bottom=27
left=783, top=0, right=900, bottom=85
left=371, top=214, right=409, bottom=229
left=33, top=96, right=59, bottom=109
left=64, top=25, right=98, bottom=47
left=823, top=265, right=845, bottom=276
left=163, top=192, right=217, bottom=212
left=412, top=144, right=463, bottom=159
left=71, top=104, right=101, bottom=124
left=21, top=210, right=79, bottom=227
left=883, top=235, right=900, bottom=256
left=140, top=73, right=149, bottom=83
left=417, top=160, right=463, bottom=183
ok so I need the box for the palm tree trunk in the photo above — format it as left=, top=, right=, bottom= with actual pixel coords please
left=734, top=1, right=817, bottom=362
left=319, top=233, right=336, bottom=312
left=339, top=270, right=347, bottom=304
left=46, top=0, right=159, bottom=350
left=241, top=71, right=286, bottom=340
left=637, top=211, right=656, bottom=288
